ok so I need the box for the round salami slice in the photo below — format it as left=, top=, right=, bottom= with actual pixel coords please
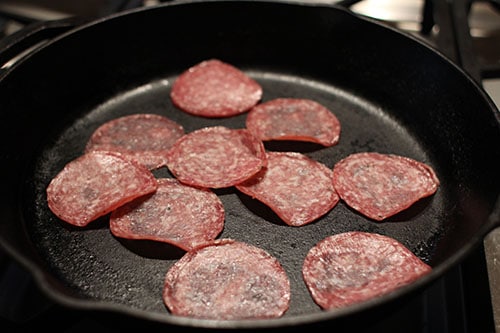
left=85, top=113, right=184, bottom=170
left=302, top=231, right=432, bottom=310
left=246, top=98, right=341, bottom=146
left=109, top=178, right=224, bottom=251
left=332, top=152, right=440, bottom=221
left=163, top=239, right=291, bottom=320
left=46, top=151, right=158, bottom=227
left=236, top=152, right=339, bottom=226
left=170, top=59, right=262, bottom=118
left=166, top=126, right=267, bottom=189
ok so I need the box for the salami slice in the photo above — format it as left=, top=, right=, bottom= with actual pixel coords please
left=166, top=126, right=267, bottom=188
left=109, top=178, right=224, bottom=251
left=236, top=152, right=339, bottom=226
left=302, top=231, right=432, bottom=310
left=332, top=152, right=440, bottom=221
left=46, top=151, right=158, bottom=227
left=163, top=239, right=290, bottom=320
left=170, top=59, right=262, bottom=118
left=85, top=113, right=184, bottom=170
left=246, top=98, right=341, bottom=146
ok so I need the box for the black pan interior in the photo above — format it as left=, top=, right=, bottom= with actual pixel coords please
left=0, top=0, right=499, bottom=329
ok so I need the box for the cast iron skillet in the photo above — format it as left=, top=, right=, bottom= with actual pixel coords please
left=0, top=0, right=499, bottom=330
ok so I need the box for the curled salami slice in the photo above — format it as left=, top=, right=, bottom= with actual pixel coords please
left=170, top=59, right=262, bottom=118
left=85, top=113, right=184, bottom=170
left=246, top=98, right=341, bottom=146
left=332, top=152, right=440, bottom=221
left=163, top=239, right=291, bottom=320
left=109, top=178, right=224, bottom=251
left=166, top=126, right=267, bottom=189
left=236, top=152, right=339, bottom=226
left=46, top=151, right=158, bottom=227
left=302, top=231, right=432, bottom=310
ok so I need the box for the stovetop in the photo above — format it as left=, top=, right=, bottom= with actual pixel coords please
left=0, top=1, right=498, bottom=332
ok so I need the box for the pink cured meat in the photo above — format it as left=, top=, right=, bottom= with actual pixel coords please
left=246, top=98, right=341, bottom=146
left=170, top=59, right=262, bottom=118
left=236, top=152, right=339, bottom=226
left=85, top=113, right=185, bottom=170
left=166, top=126, right=267, bottom=188
left=332, top=152, right=440, bottom=221
left=46, top=151, right=158, bottom=227
left=302, top=231, right=432, bottom=310
left=109, top=178, right=224, bottom=251
left=163, top=239, right=291, bottom=320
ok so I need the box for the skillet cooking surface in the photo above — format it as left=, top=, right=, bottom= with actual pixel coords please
left=1, top=0, right=499, bottom=329
left=29, top=73, right=442, bottom=316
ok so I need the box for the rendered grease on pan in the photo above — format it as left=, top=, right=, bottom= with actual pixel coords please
left=45, top=58, right=438, bottom=320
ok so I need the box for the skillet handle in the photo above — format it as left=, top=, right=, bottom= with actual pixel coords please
left=0, top=17, right=86, bottom=76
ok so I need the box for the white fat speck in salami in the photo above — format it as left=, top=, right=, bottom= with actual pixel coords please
left=109, top=178, right=224, bottom=251
left=170, top=59, right=262, bottom=118
left=236, top=152, right=339, bottom=226
left=302, top=231, right=432, bottom=310
left=163, top=239, right=290, bottom=320
left=166, top=126, right=267, bottom=189
left=46, top=151, right=158, bottom=227
left=85, top=113, right=184, bottom=170
left=246, top=98, right=341, bottom=147
left=332, top=152, right=440, bottom=221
